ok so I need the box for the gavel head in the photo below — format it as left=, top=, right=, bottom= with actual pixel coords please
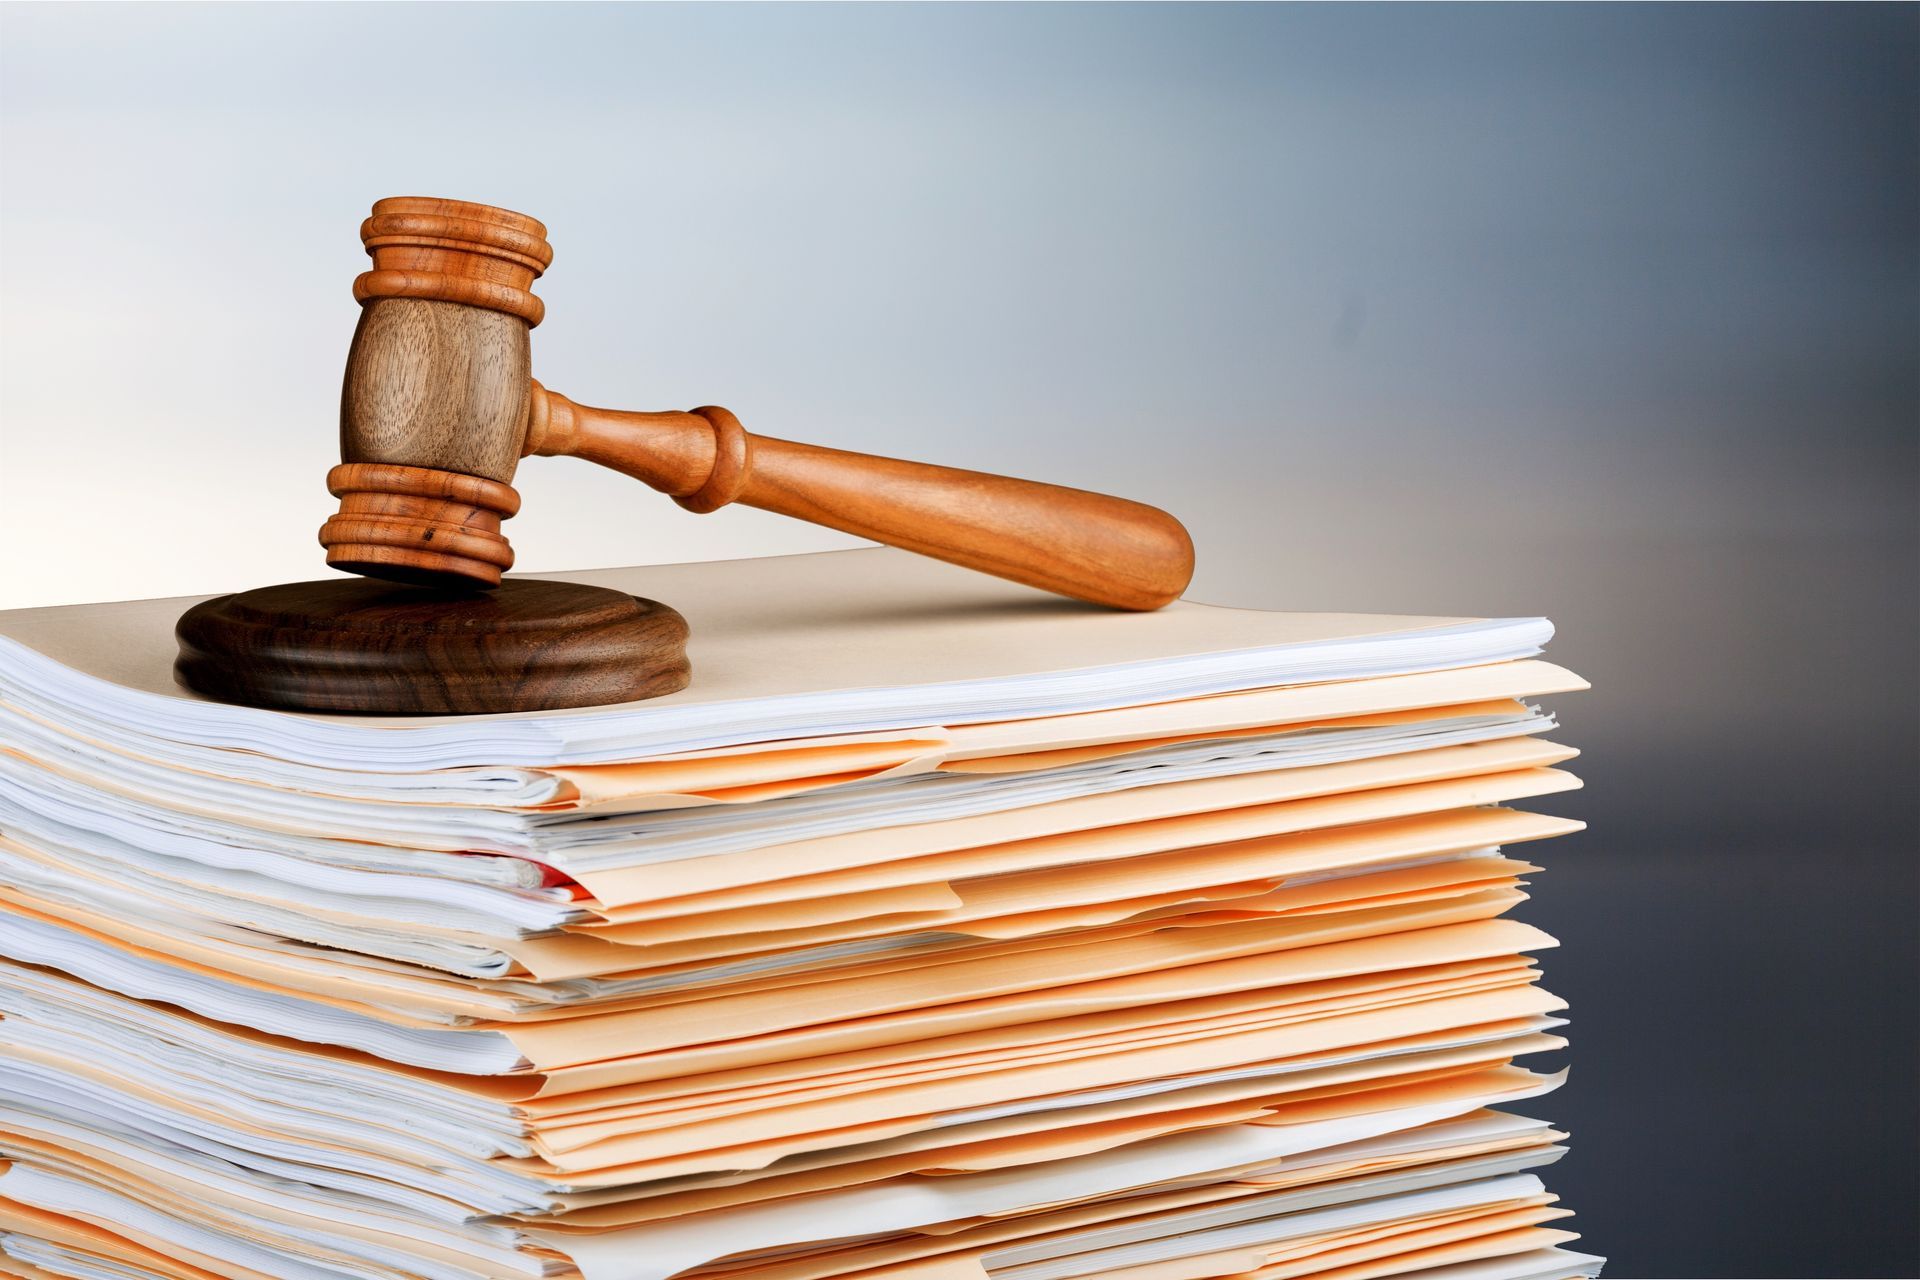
left=319, top=197, right=552, bottom=589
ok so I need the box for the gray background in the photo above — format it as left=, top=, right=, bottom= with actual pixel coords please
left=1, top=4, right=1915, bottom=1274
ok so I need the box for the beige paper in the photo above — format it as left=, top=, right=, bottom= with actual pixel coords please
left=553, top=847, right=1537, bottom=977
left=572, top=808, right=1577, bottom=953
left=0, top=1127, right=526, bottom=1280
left=519, top=1052, right=1558, bottom=1189
left=3, top=659, right=1576, bottom=817
left=527, top=975, right=1546, bottom=1146
left=526, top=915, right=1554, bottom=1098
left=0, top=548, right=1477, bottom=724
left=606, top=1130, right=1564, bottom=1276
left=1253, top=1224, right=1578, bottom=1279
left=0, top=1186, right=275, bottom=1280
left=574, top=758, right=1582, bottom=912
left=509, top=893, right=1536, bottom=1078
left=539, top=1110, right=1550, bottom=1240
left=940, top=662, right=1585, bottom=763
left=518, top=932, right=1551, bottom=1128
left=554, top=673, right=1574, bottom=809
left=1070, top=1200, right=1563, bottom=1280
left=525, top=1066, right=1562, bottom=1270
left=940, top=699, right=1535, bottom=775
left=559, top=734, right=953, bottom=808
left=522, top=955, right=1541, bottom=1127
left=525, top=987, right=1562, bottom=1170
left=524, top=815, right=1572, bottom=1015
left=533, top=1064, right=1551, bottom=1215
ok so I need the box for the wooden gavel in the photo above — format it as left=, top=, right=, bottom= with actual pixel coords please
left=320, top=198, right=1194, bottom=611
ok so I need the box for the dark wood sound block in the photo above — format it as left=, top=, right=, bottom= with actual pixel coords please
left=175, top=578, right=690, bottom=715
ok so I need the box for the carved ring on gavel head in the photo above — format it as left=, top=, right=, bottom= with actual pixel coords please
left=321, top=197, right=1196, bottom=610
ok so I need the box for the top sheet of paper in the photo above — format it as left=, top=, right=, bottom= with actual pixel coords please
left=0, top=549, right=1551, bottom=768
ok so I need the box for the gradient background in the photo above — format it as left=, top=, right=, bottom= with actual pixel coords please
left=1, top=4, right=1916, bottom=1274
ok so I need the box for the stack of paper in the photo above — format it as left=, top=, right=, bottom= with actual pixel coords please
left=0, top=549, right=1602, bottom=1280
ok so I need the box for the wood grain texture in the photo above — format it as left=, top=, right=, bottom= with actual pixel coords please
left=526, top=387, right=1196, bottom=610
left=328, top=195, right=1196, bottom=610
left=353, top=196, right=551, bottom=326
left=319, top=463, right=522, bottom=587
left=341, top=299, right=531, bottom=483
left=174, top=578, right=689, bottom=714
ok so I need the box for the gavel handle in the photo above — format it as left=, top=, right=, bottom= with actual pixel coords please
left=524, top=384, right=1194, bottom=611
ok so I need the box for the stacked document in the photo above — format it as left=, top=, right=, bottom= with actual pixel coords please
left=0, top=548, right=1602, bottom=1280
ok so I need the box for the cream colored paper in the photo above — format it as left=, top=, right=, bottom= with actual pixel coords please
left=0, top=549, right=1475, bottom=721
left=573, top=760, right=1582, bottom=911
left=530, top=1067, right=1564, bottom=1277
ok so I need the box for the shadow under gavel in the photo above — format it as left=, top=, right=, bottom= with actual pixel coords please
left=320, top=197, right=1195, bottom=612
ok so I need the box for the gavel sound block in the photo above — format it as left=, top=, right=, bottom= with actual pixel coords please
left=174, top=197, right=1196, bottom=715
left=176, top=577, right=689, bottom=715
